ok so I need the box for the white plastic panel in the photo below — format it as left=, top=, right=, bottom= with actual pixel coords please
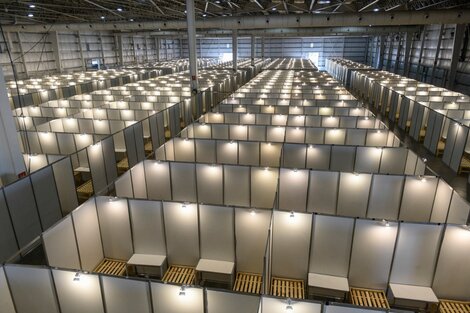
left=0, top=267, right=15, bottom=313
left=224, top=165, right=250, bottom=207
left=367, top=175, right=404, bottom=220
left=72, top=200, right=104, bottom=271
left=430, top=180, right=453, bottom=223
left=145, top=161, right=172, bottom=201
left=171, top=162, right=197, bottom=202
left=0, top=192, right=19, bottom=262
left=196, top=164, right=223, bottom=205
left=447, top=191, right=470, bottom=225
left=151, top=283, right=204, bottom=313
left=199, top=205, right=234, bottom=262
left=309, top=215, right=354, bottom=277
left=272, top=211, right=312, bottom=279
left=129, top=199, right=166, bottom=255
left=261, top=297, right=321, bottom=313
left=354, top=147, right=381, bottom=173
left=337, top=173, right=372, bottom=218
left=235, top=208, right=271, bottom=274
left=217, top=141, right=238, bottom=164
left=307, top=171, right=338, bottom=214
left=102, top=276, right=151, bottom=313
left=163, top=202, right=199, bottom=266
left=5, top=265, right=60, bottom=313
left=399, top=176, right=438, bottom=222
left=96, top=197, right=133, bottom=260
left=207, top=290, right=259, bottom=313
left=432, top=226, right=470, bottom=300
left=251, top=167, right=278, bottom=209
left=52, top=270, right=104, bottom=313
left=348, top=219, right=398, bottom=290
left=43, top=216, right=80, bottom=270
left=131, top=162, right=147, bottom=199
left=330, top=146, right=355, bottom=172
left=279, top=168, right=309, bottom=212
left=306, top=145, right=330, bottom=170
left=389, top=223, right=442, bottom=287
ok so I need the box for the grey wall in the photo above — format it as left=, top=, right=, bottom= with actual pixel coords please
left=367, top=24, right=470, bottom=94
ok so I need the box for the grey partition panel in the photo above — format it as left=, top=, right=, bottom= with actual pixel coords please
left=251, top=168, right=278, bottom=209
left=115, top=172, right=134, bottom=198
left=163, top=202, right=200, bottom=266
left=151, top=282, right=204, bottom=313
left=199, top=205, right=234, bottom=262
left=102, top=276, right=151, bottom=313
left=72, top=201, right=104, bottom=271
left=330, top=146, right=355, bottom=172
left=5, top=265, right=60, bottom=313
left=442, top=121, right=458, bottom=166
left=348, top=219, right=398, bottom=290
left=195, top=140, right=216, bottom=163
left=367, top=175, right=403, bottom=220
left=52, top=270, right=104, bottom=313
left=432, top=226, right=470, bottom=300
left=224, top=165, right=250, bottom=207
left=306, top=145, right=330, bottom=170
left=309, top=215, right=354, bottom=277
left=124, top=127, right=138, bottom=168
left=168, top=105, right=181, bottom=137
left=235, top=208, right=271, bottom=274
left=52, top=157, right=78, bottom=215
left=102, top=137, right=118, bottom=183
left=88, top=144, right=108, bottom=195
left=399, top=177, right=438, bottom=222
left=379, top=148, right=407, bottom=174
left=207, top=290, right=259, bottom=313
left=429, top=113, right=444, bottom=155
left=133, top=123, right=146, bottom=163
left=196, top=164, right=223, bottom=205
left=4, top=178, right=42, bottom=246
left=262, top=296, right=322, bottom=313
left=96, top=197, right=133, bottom=260
left=0, top=192, right=18, bottom=262
left=129, top=200, right=166, bottom=255
left=0, top=268, right=15, bottom=313
left=337, top=173, right=372, bottom=218
left=450, top=125, right=468, bottom=172
left=279, top=169, right=309, bottom=212
left=307, top=171, right=338, bottom=215
left=431, top=180, right=453, bottom=223
left=145, top=161, right=172, bottom=201
left=389, top=223, right=442, bottom=287
left=131, top=162, right=148, bottom=199
left=324, top=305, right=383, bottom=313
left=43, top=216, right=80, bottom=270
left=170, top=162, right=197, bottom=202
left=447, top=191, right=470, bottom=225
left=239, top=141, right=260, bottom=166
left=272, top=211, right=312, bottom=280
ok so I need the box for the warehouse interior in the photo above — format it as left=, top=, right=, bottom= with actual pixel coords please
left=0, top=1, right=470, bottom=313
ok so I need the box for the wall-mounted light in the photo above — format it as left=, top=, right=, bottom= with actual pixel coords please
left=419, top=175, right=426, bottom=183
left=289, top=211, right=295, bottom=219
left=462, top=224, right=470, bottom=231
left=108, top=196, right=118, bottom=202
left=286, top=298, right=293, bottom=310
left=250, top=209, right=256, bottom=216
left=382, top=219, right=390, bottom=227
left=73, top=272, right=81, bottom=282
left=179, top=285, right=186, bottom=296
left=353, top=172, right=359, bottom=176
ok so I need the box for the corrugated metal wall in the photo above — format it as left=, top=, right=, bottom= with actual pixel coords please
left=367, top=24, right=470, bottom=93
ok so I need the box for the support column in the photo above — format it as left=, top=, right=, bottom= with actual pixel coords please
left=77, top=31, right=86, bottom=71
left=376, top=35, right=385, bottom=69
left=393, top=34, right=402, bottom=73
left=99, top=32, right=106, bottom=68
left=430, top=24, right=444, bottom=84
left=49, top=31, right=62, bottom=73
left=251, top=35, right=255, bottom=67
left=185, top=0, right=199, bottom=93
left=417, top=26, right=426, bottom=80
left=386, top=35, right=394, bottom=71
left=261, top=36, right=265, bottom=59
left=118, top=34, right=124, bottom=66
left=446, top=24, right=465, bottom=89
left=0, top=68, right=26, bottom=184
left=403, top=32, right=413, bottom=76
left=131, top=36, right=138, bottom=63
left=15, top=33, right=29, bottom=78
left=232, top=30, right=238, bottom=72
left=155, top=37, right=160, bottom=62
left=179, top=37, right=183, bottom=58
left=144, top=35, right=150, bottom=63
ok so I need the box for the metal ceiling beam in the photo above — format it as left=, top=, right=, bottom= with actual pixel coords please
left=358, top=0, right=380, bottom=12
left=3, top=10, right=469, bottom=32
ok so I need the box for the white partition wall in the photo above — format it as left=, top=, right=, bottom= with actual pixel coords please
left=348, top=219, right=398, bottom=290
left=0, top=267, right=15, bottom=313
left=43, top=216, right=81, bottom=270
left=235, top=208, right=271, bottom=274
left=261, top=296, right=322, bottom=313
left=5, top=265, right=60, bottom=313
left=207, top=290, right=260, bottom=313
left=163, top=202, right=200, bottom=266
left=337, top=173, right=372, bottom=217
left=432, top=225, right=470, bottom=300
left=102, top=275, right=151, bottom=313
left=52, top=270, right=104, bottom=313
left=272, top=211, right=312, bottom=280
left=151, top=283, right=204, bottom=313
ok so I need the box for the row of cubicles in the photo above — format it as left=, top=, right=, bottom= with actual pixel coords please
left=326, top=58, right=470, bottom=174
left=0, top=63, right=260, bottom=265
left=3, top=59, right=470, bottom=313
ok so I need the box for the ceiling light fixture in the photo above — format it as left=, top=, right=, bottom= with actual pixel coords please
left=27, top=13, right=34, bottom=17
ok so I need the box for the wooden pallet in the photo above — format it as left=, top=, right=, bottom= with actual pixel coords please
left=437, top=140, right=446, bottom=156
left=117, top=158, right=129, bottom=171
left=94, top=258, right=126, bottom=276
left=439, top=299, right=470, bottom=313
left=270, top=277, right=305, bottom=299
left=144, top=141, right=153, bottom=153
left=350, top=287, right=389, bottom=309
left=233, top=272, right=262, bottom=294
left=162, top=265, right=195, bottom=285
left=77, top=179, right=93, bottom=197
left=460, top=155, right=470, bottom=173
